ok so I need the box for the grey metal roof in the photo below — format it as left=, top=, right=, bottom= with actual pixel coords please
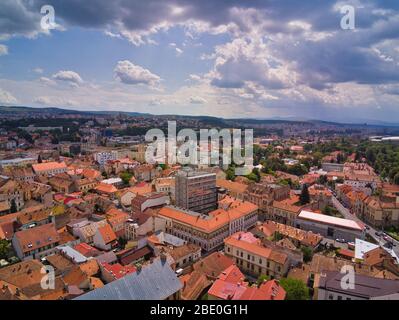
left=319, top=271, right=399, bottom=299
left=75, top=258, right=183, bottom=300
left=156, top=231, right=186, bottom=247
left=57, top=245, right=88, bottom=264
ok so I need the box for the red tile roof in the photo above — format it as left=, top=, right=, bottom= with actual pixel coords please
left=32, top=161, right=67, bottom=173
left=97, top=224, right=117, bottom=244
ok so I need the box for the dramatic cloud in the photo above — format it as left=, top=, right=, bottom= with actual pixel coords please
left=0, top=0, right=43, bottom=39
left=52, top=70, right=83, bottom=86
left=114, top=60, right=161, bottom=86
left=0, top=0, right=399, bottom=121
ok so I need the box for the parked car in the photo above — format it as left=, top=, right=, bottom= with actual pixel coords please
left=375, top=231, right=384, bottom=237
left=365, top=225, right=370, bottom=230
left=335, top=238, right=346, bottom=243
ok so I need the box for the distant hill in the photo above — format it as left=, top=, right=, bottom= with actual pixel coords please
left=1, top=105, right=398, bottom=128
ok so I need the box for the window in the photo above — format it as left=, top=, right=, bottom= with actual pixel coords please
left=328, top=295, right=333, bottom=300
left=337, top=296, right=342, bottom=300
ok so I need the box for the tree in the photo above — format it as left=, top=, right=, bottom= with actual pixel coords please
left=225, top=165, right=236, bottom=181
left=299, top=184, right=310, bottom=205
left=323, top=206, right=332, bottom=216
left=246, top=172, right=260, bottom=183
left=256, top=274, right=270, bottom=286
left=37, top=154, right=43, bottom=163
left=118, top=237, right=127, bottom=249
left=10, top=199, right=17, bottom=213
left=287, top=163, right=307, bottom=176
left=279, top=278, right=310, bottom=300
left=394, top=173, right=399, bottom=186
left=0, top=239, right=10, bottom=260
left=120, top=172, right=133, bottom=185
left=301, top=246, right=313, bottom=263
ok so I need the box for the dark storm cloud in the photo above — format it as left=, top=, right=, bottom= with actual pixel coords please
left=1, top=0, right=399, bottom=92
left=0, top=0, right=41, bottom=38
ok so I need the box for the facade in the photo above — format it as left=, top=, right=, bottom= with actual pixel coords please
left=93, top=223, right=117, bottom=251
left=32, top=162, right=67, bottom=176
left=12, top=223, right=60, bottom=260
left=175, top=170, right=217, bottom=214
left=158, top=198, right=258, bottom=251
left=224, top=232, right=289, bottom=279
left=133, top=164, right=158, bottom=182
left=94, top=151, right=118, bottom=166
left=360, top=195, right=399, bottom=228
left=0, top=179, right=25, bottom=211
left=131, top=192, right=170, bottom=214
left=322, top=163, right=344, bottom=172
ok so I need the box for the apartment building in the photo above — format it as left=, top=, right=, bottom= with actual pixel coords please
left=93, top=151, right=118, bottom=166
left=157, top=198, right=258, bottom=251
left=32, top=161, right=67, bottom=176
left=12, top=223, right=60, bottom=260
left=224, top=231, right=289, bottom=279
left=175, top=170, right=217, bottom=214
left=360, top=194, right=399, bottom=228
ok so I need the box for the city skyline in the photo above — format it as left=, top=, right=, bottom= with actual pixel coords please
left=0, top=0, right=399, bottom=122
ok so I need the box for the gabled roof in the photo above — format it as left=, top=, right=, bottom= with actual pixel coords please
left=14, top=223, right=59, bottom=253
left=32, top=161, right=67, bottom=173
left=75, top=258, right=182, bottom=300
left=95, top=183, right=118, bottom=194
left=224, top=232, right=288, bottom=265
left=97, top=223, right=117, bottom=244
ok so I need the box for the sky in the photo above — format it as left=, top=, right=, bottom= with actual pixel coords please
left=0, top=0, right=399, bottom=122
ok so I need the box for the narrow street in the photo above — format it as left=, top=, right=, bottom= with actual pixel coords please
left=331, top=195, right=399, bottom=257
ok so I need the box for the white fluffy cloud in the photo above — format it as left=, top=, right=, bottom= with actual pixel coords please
left=114, top=60, right=161, bottom=86
left=0, top=88, right=17, bottom=104
left=33, top=96, right=52, bottom=105
left=189, top=96, right=207, bottom=104
left=53, top=70, right=84, bottom=86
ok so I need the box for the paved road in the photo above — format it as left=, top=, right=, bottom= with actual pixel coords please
left=331, top=195, right=399, bottom=257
